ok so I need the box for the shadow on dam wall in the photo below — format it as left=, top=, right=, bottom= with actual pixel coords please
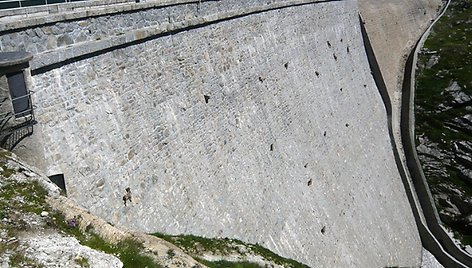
left=1, top=0, right=438, bottom=267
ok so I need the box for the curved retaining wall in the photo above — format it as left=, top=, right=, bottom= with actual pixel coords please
left=400, top=0, right=472, bottom=266
left=360, top=2, right=471, bottom=265
left=2, top=0, right=421, bottom=266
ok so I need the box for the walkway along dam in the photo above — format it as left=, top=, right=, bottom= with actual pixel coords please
left=2, top=0, right=470, bottom=266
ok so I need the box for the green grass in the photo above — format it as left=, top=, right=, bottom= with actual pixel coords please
left=249, top=243, right=309, bottom=268
left=415, top=0, right=472, bottom=174
left=0, top=177, right=47, bottom=268
left=152, top=232, right=310, bottom=268
left=0, top=180, right=50, bottom=241
left=0, top=150, right=11, bottom=159
left=0, top=151, right=14, bottom=178
left=0, top=180, right=49, bottom=214
left=153, top=233, right=243, bottom=255
left=460, top=234, right=472, bottom=245
left=1, top=165, right=16, bottom=178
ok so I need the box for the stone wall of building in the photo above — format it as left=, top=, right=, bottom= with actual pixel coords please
left=1, top=0, right=425, bottom=267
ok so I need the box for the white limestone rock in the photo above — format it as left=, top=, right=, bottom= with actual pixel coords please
left=21, top=232, right=123, bottom=268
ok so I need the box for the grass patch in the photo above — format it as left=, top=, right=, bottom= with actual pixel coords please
left=249, top=243, right=309, bottom=268
left=0, top=180, right=49, bottom=221
left=0, top=150, right=12, bottom=158
left=1, top=165, right=16, bottom=178
left=50, top=212, right=163, bottom=268
left=460, top=234, right=472, bottom=245
left=152, top=232, right=310, bottom=268
left=153, top=233, right=242, bottom=255
left=0, top=151, right=14, bottom=178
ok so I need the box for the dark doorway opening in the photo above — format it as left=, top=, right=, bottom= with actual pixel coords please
left=48, top=174, right=67, bottom=194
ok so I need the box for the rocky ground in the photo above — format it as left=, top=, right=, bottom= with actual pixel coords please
left=415, top=0, right=472, bottom=248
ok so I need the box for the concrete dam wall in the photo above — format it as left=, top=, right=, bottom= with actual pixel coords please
left=1, top=0, right=424, bottom=266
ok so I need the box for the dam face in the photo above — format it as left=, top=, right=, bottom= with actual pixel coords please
left=2, top=0, right=421, bottom=266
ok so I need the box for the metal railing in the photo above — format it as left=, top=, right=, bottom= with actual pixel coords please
left=0, top=88, right=36, bottom=150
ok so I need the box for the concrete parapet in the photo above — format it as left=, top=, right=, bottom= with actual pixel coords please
left=361, top=5, right=472, bottom=266
left=0, top=0, right=137, bottom=20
